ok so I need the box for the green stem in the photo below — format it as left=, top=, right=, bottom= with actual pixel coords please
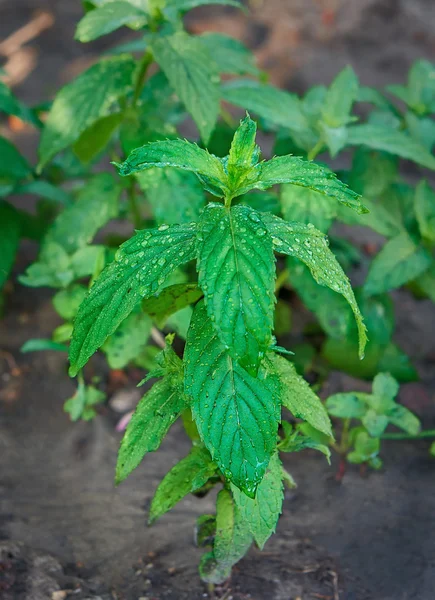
left=274, top=268, right=289, bottom=293
left=339, top=418, right=350, bottom=453
left=307, top=137, right=324, bottom=161
left=127, top=179, right=142, bottom=228
left=132, top=50, right=153, bottom=108
left=381, top=430, right=435, bottom=440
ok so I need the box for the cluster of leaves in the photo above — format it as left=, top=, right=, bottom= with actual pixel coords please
left=226, top=61, right=435, bottom=382
left=325, top=372, right=421, bottom=469
left=1, top=0, right=435, bottom=585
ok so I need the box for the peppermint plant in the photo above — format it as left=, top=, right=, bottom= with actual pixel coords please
left=325, top=372, right=431, bottom=473
left=69, top=115, right=367, bottom=581
left=1, top=0, right=433, bottom=585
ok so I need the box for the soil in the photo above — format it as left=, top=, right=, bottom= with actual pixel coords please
left=1, top=1, right=435, bottom=599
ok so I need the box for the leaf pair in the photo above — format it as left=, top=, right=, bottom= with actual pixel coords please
left=118, top=114, right=367, bottom=213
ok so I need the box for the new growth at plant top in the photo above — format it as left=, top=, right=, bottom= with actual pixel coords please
left=1, top=0, right=435, bottom=584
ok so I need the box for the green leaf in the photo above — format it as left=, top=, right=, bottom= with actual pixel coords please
left=388, top=60, right=435, bottom=115
left=149, top=446, right=217, bottom=523
left=340, top=181, right=416, bottom=239
left=262, top=213, right=367, bottom=357
left=75, top=2, right=147, bottom=42
left=278, top=423, right=331, bottom=461
left=136, top=167, right=205, bottom=225
left=103, top=310, right=152, bottom=369
left=15, top=181, right=73, bottom=206
left=151, top=32, right=220, bottom=144
left=195, top=514, right=216, bottom=547
left=184, top=300, right=280, bottom=496
left=326, top=393, right=366, bottom=418
left=53, top=323, right=74, bottom=343
left=240, top=191, right=281, bottom=216
left=221, top=80, right=311, bottom=140
left=53, top=285, right=88, bottom=320
left=319, top=124, right=348, bottom=158
left=106, top=36, right=147, bottom=55
left=73, top=112, right=124, bottom=164
left=386, top=404, right=420, bottom=436
left=357, top=85, right=398, bottom=112
left=415, top=180, right=435, bottom=243
left=254, top=155, right=366, bottom=214
left=64, top=381, right=106, bottom=422
left=0, top=202, right=21, bottom=289
left=200, top=488, right=252, bottom=585
left=405, top=112, right=435, bottom=152
left=227, top=115, right=260, bottom=188
left=47, top=174, right=120, bottom=253
left=197, top=203, right=275, bottom=373
left=21, top=339, right=68, bottom=353
left=231, top=453, right=283, bottom=550
left=0, top=136, right=31, bottom=181
left=287, top=259, right=353, bottom=339
left=199, top=33, right=259, bottom=76
left=269, top=353, right=332, bottom=438
left=19, top=242, right=75, bottom=288
left=166, top=0, right=242, bottom=12
left=362, top=410, right=389, bottom=437
left=71, top=245, right=105, bottom=279
left=116, top=377, right=188, bottom=483
left=346, top=124, right=435, bottom=170
left=281, top=184, right=336, bottom=232
left=337, top=197, right=403, bottom=238
left=69, top=222, right=197, bottom=375
left=365, top=232, right=432, bottom=296
left=349, top=147, right=398, bottom=198
left=414, top=264, right=435, bottom=302
left=372, top=372, right=399, bottom=401
left=137, top=334, right=183, bottom=384
left=142, top=283, right=203, bottom=325
left=20, top=177, right=118, bottom=288
left=321, top=66, right=359, bottom=127
left=39, top=55, right=135, bottom=168
left=348, top=431, right=380, bottom=464
left=116, top=138, right=227, bottom=196
left=407, top=60, right=435, bottom=114
left=323, top=338, right=417, bottom=382
left=0, top=80, right=39, bottom=126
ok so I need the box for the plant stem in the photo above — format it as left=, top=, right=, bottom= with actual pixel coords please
left=132, top=49, right=153, bottom=108
left=381, top=429, right=435, bottom=440
left=339, top=418, right=350, bottom=453
left=150, top=326, right=166, bottom=349
left=127, top=178, right=142, bottom=228
left=274, top=268, right=290, bottom=293
left=307, top=138, right=324, bottom=161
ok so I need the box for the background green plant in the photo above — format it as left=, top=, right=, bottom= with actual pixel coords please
left=1, top=0, right=435, bottom=587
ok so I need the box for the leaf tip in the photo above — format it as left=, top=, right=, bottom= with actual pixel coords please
left=68, top=365, right=78, bottom=378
